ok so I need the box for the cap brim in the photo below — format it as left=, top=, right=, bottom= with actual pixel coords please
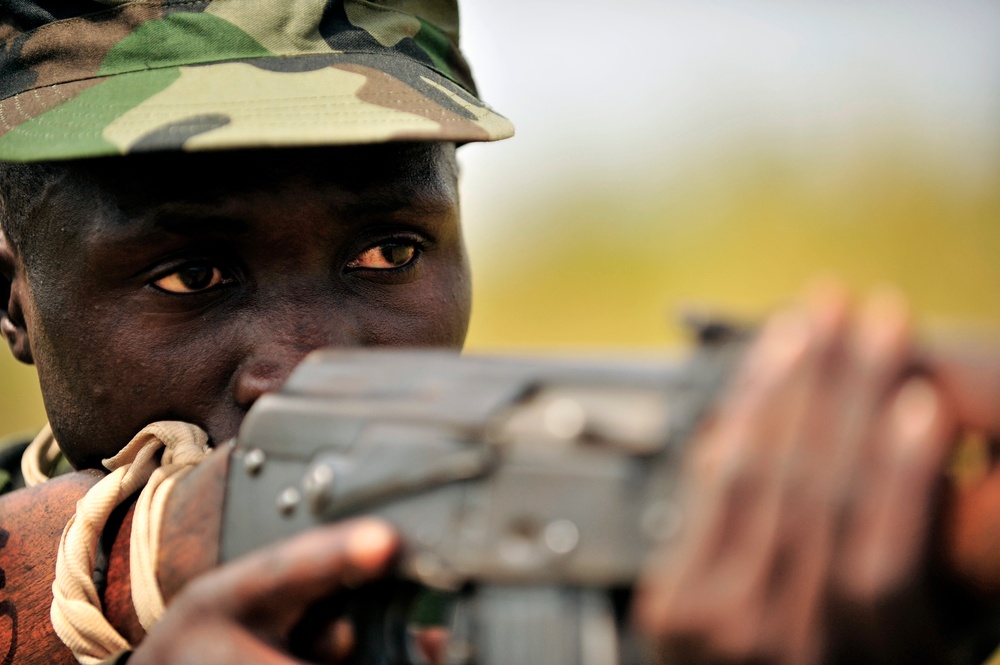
left=0, top=52, right=514, bottom=162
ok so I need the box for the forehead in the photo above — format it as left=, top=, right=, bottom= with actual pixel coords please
left=19, top=142, right=459, bottom=273
left=72, top=141, right=457, bottom=209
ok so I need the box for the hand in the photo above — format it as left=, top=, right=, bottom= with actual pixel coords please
left=130, top=519, right=397, bottom=665
left=635, top=284, right=966, bottom=665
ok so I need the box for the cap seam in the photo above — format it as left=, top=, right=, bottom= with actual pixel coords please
left=0, top=50, right=475, bottom=106
left=7, top=95, right=479, bottom=118
left=2, top=120, right=480, bottom=140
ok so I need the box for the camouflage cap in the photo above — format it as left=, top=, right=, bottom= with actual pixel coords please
left=0, top=0, right=513, bottom=162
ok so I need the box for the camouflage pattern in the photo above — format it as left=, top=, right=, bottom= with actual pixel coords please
left=0, top=0, right=513, bottom=162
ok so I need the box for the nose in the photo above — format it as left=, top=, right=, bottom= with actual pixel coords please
left=232, top=298, right=362, bottom=410
left=233, top=361, right=289, bottom=409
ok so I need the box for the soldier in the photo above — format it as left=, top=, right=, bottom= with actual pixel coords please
left=0, top=1, right=511, bottom=663
left=2, top=2, right=998, bottom=665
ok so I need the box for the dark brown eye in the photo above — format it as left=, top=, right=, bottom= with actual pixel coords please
left=153, top=263, right=229, bottom=294
left=347, top=243, right=417, bottom=270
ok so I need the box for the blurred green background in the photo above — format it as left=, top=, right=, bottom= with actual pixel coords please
left=1, top=0, right=998, bottom=439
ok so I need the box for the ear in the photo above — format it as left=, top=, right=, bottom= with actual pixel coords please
left=0, top=228, right=33, bottom=364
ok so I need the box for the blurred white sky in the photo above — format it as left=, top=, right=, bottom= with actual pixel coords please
left=457, top=0, right=1000, bottom=253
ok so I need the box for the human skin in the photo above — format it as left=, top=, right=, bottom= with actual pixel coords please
left=635, top=285, right=1000, bottom=665
left=0, top=141, right=465, bottom=663
left=0, top=141, right=471, bottom=469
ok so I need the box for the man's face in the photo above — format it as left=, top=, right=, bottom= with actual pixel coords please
left=9, top=142, right=470, bottom=469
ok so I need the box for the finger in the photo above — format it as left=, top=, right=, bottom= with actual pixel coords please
left=776, top=286, right=912, bottom=507
left=770, top=287, right=913, bottom=575
left=694, top=303, right=813, bottom=476
left=838, top=377, right=954, bottom=598
left=704, top=280, right=852, bottom=480
left=833, top=286, right=914, bottom=474
left=777, top=288, right=913, bottom=584
left=721, top=302, right=852, bottom=663
left=822, top=291, right=924, bottom=590
left=755, top=288, right=915, bottom=659
left=877, top=378, right=954, bottom=560
left=703, top=285, right=853, bottom=580
left=131, top=609, right=305, bottom=665
left=415, top=627, right=450, bottom=665
left=816, top=377, right=957, bottom=664
left=639, top=305, right=812, bottom=629
left=295, top=617, right=354, bottom=664
left=183, top=519, right=398, bottom=635
left=643, top=305, right=813, bottom=599
left=637, top=287, right=851, bottom=658
left=678, top=299, right=820, bottom=548
left=926, top=342, right=1000, bottom=435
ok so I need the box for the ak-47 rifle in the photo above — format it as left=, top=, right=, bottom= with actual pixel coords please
left=219, top=326, right=746, bottom=665
left=4, top=324, right=1000, bottom=665
left=217, top=322, right=1000, bottom=665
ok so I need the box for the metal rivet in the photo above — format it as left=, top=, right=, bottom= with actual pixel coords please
left=243, top=448, right=266, bottom=475
left=412, top=551, right=443, bottom=581
left=544, top=398, right=586, bottom=439
left=303, top=463, right=336, bottom=514
left=543, top=519, right=580, bottom=555
left=276, top=487, right=301, bottom=515
left=411, top=551, right=459, bottom=590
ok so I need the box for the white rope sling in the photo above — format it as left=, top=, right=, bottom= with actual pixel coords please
left=24, top=422, right=210, bottom=665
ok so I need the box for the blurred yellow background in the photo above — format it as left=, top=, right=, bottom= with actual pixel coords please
left=460, top=0, right=1000, bottom=349
left=1, top=0, right=998, bottom=439
left=463, top=145, right=1000, bottom=350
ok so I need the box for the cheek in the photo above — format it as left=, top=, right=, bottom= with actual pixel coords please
left=26, top=243, right=472, bottom=468
left=30, top=305, right=242, bottom=468
left=31, top=320, right=142, bottom=468
left=357, top=248, right=472, bottom=348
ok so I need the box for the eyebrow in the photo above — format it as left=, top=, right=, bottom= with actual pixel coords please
left=338, top=193, right=457, bottom=222
left=142, top=208, right=252, bottom=236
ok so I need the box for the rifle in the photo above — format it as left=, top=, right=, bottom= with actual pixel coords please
left=219, top=327, right=746, bottom=665
left=217, top=320, right=1000, bottom=665
left=3, top=325, right=999, bottom=664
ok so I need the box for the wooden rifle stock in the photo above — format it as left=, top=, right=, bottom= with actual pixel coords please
left=0, top=449, right=229, bottom=664
left=0, top=471, right=102, bottom=665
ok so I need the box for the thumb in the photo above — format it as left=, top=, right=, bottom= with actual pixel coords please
left=187, top=519, right=398, bottom=633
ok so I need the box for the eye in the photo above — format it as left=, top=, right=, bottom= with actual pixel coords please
left=347, top=242, right=418, bottom=270
left=152, top=262, right=232, bottom=294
